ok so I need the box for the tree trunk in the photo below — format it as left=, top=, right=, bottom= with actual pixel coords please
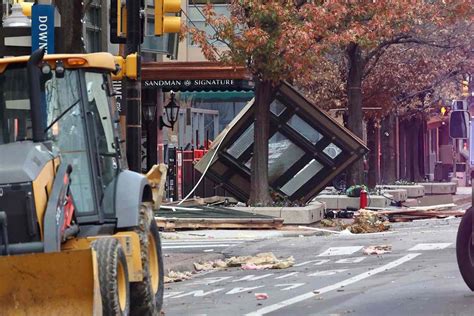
left=249, top=79, right=274, bottom=206
left=55, top=0, right=85, bottom=53
left=399, top=120, right=407, bottom=180
left=366, top=118, right=377, bottom=189
left=406, top=117, right=424, bottom=182
left=380, top=113, right=397, bottom=184
left=345, top=42, right=365, bottom=186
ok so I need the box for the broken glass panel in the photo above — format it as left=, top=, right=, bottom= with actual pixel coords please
left=268, top=133, right=305, bottom=182
left=323, top=143, right=342, bottom=159
left=280, top=159, right=324, bottom=196
left=270, top=99, right=286, bottom=116
left=287, top=115, right=323, bottom=144
left=227, top=123, right=254, bottom=158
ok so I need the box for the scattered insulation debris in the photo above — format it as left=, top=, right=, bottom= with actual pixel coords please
left=363, top=245, right=392, bottom=255
left=194, top=252, right=295, bottom=271
left=164, top=271, right=193, bottom=283
left=255, top=293, right=269, bottom=300
left=348, top=209, right=390, bottom=234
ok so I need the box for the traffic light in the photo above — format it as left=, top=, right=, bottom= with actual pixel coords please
left=155, top=0, right=181, bottom=36
left=110, top=0, right=127, bottom=44
left=112, top=53, right=139, bottom=80
left=440, top=105, right=451, bottom=116
left=462, top=80, right=469, bottom=97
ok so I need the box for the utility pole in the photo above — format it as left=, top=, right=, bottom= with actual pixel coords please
left=124, top=0, right=143, bottom=172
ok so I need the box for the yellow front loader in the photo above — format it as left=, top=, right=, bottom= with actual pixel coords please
left=0, top=49, right=165, bottom=315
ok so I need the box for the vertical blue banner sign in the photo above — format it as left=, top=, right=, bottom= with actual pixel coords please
left=31, top=4, right=55, bottom=53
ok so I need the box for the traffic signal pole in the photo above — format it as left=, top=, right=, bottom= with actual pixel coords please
left=125, top=0, right=142, bottom=172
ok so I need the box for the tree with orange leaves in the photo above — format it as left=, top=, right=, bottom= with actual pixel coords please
left=187, top=0, right=473, bottom=204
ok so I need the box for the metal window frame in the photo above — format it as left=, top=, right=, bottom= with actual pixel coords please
left=195, top=82, right=368, bottom=203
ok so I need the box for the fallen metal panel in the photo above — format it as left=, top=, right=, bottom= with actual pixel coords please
left=195, top=82, right=368, bottom=204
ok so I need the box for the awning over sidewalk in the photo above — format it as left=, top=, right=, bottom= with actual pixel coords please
left=195, top=82, right=368, bottom=204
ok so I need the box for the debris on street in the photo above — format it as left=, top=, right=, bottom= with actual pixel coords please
left=348, top=209, right=390, bottom=234
left=164, top=271, right=193, bottom=283
left=194, top=259, right=227, bottom=271
left=378, top=205, right=464, bottom=222
left=363, top=245, right=392, bottom=255
left=255, top=293, right=269, bottom=300
left=194, top=252, right=295, bottom=271
left=227, top=252, right=295, bottom=269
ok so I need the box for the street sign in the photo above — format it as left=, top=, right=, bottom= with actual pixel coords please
left=31, top=4, right=55, bottom=53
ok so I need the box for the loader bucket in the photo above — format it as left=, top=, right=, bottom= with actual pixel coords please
left=0, top=249, right=102, bottom=316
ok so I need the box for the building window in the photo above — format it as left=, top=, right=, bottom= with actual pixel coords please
left=187, top=0, right=230, bottom=46
left=84, top=0, right=101, bottom=52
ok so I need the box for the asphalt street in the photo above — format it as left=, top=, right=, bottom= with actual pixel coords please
left=163, top=217, right=474, bottom=316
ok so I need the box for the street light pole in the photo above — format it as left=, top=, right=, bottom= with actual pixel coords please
left=124, top=0, right=143, bottom=172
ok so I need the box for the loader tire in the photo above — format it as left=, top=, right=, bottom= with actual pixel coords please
left=456, top=207, right=474, bottom=291
left=93, top=238, right=130, bottom=315
left=130, top=203, right=164, bottom=316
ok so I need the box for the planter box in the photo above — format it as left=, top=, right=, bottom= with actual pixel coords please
left=231, top=202, right=324, bottom=225
left=377, top=185, right=425, bottom=198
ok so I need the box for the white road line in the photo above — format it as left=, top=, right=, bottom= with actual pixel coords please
left=408, top=243, right=452, bottom=251
left=163, top=244, right=234, bottom=249
left=275, top=283, right=305, bottom=291
left=246, top=253, right=421, bottom=316
left=161, top=239, right=253, bottom=243
left=162, top=241, right=244, bottom=245
left=233, top=274, right=274, bottom=282
left=318, top=246, right=363, bottom=257
left=226, top=286, right=264, bottom=295
left=308, top=269, right=347, bottom=277
left=335, top=257, right=366, bottom=264
left=275, top=272, right=299, bottom=279
left=294, top=259, right=330, bottom=267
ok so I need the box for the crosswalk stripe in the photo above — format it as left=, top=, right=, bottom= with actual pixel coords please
left=318, top=246, right=363, bottom=257
left=408, top=243, right=452, bottom=251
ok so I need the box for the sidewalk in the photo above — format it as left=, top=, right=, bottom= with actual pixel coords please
left=453, top=186, right=471, bottom=206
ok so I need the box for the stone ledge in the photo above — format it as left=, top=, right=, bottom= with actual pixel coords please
left=418, top=182, right=457, bottom=195
left=404, top=194, right=454, bottom=207
left=231, top=203, right=324, bottom=225
left=314, top=195, right=390, bottom=210
left=376, top=185, right=425, bottom=198
left=381, top=189, right=407, bottom=202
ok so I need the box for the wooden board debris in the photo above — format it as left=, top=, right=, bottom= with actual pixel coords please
left=155, top=217, right=284, bottom=231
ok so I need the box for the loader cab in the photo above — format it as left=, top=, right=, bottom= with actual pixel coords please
left=0, top=53, right=124, bottom=228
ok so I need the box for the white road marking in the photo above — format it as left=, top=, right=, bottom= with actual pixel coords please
left=294, top=259, right=330, bottom=267
left=164, top=291, right=183, bottom=299
left=233, top=274, right=274, bottom=282
left=191, top=276, right=233, bottom=285
left=408, top=243, right=452, bottom=251
left=171, top=288, right=224, bottom=298
left=318, top=246, right=363, bottom=257
left=226, top=286, right=264, bottom=295
left=162, top=239, right=245, bottom=245
left=246, top=253, right=421, bottom=316
left=308, top=269, right=348, bottom=277
left=275, top=283, right=305, bottom=291
left=163, top=244, right=234, bottom=249
left=336, top=257, right=366, bottom=264
left=275, top=272, right=299, bottom=279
